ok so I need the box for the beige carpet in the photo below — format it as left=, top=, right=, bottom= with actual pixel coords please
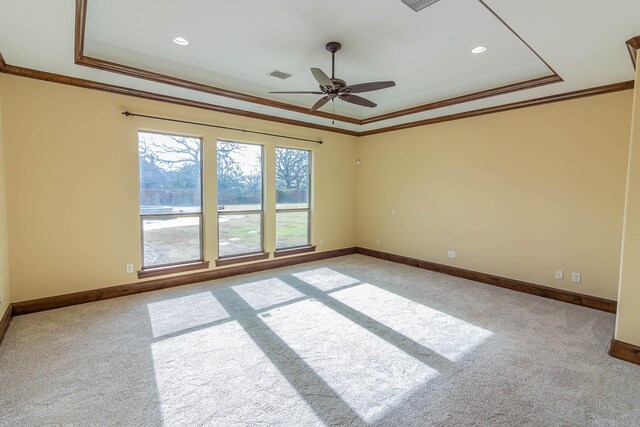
left=1, top=254, right=639, bottom=426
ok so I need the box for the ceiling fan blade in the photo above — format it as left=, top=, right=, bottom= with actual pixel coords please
left=311, top=68, right=336, bottom=89
left=269, top=91, right=325, bottom=94
left=339, top=94, right=377, bottom=108
left=342, top=81, right=396, bottom=94
left=311, top=96, right=331, bottom=111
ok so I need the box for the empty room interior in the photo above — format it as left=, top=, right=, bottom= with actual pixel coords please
left=1, top=0, right=640, bottom=425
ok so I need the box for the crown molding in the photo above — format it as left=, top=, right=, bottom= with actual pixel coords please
left=0, top=36, right=635, bottom=138
left=74, top=0, right=87, bottom=61
left=361, top=75, right=562, bottom=124
left=74, top=0, right=359, bottom=126
left=0, top=62, right=359, bottom=136
left=360, top=80, right=635, bottom=136
left=0, top=59, right=633, bottom=138
left=75, top=0, right=562, bottom=126
left=627, top=36, right=640, bottom=70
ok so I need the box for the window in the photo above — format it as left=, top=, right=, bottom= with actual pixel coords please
left=276, top=147, right=311, bottom=249
left=138, top=132, right=203, bottom=268
left=217, top=141, right=264, bottom=258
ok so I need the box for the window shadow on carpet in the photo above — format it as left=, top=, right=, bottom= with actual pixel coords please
left=147, top=266, right=494, bottom=425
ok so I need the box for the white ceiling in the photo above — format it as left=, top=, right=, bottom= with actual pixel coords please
left=84, top=0, right=550, bottom=119
left=0, top=0, right=638, bottom=134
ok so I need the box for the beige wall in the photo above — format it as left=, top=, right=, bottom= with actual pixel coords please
left=0, top=80, right=11, bottom=316
left=0, top=74, right=358, bottom=303
left=0, top=72, right=635, bottom=307
left=357, top=91, right=633, bottom=301
left=616, top=57, right=640, bottom=345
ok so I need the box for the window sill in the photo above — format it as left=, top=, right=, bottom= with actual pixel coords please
left=138, top=261, right=210, bottom=279
left=215, top=252, right=270, bottom=267
left=273, top=246, right=317, bottom=258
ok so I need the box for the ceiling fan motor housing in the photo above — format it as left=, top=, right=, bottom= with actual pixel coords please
left=321, top=78, right=347, bottom=93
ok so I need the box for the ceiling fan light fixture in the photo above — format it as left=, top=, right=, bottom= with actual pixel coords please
left=471, top=46, right=487, bottom=54
left=172, top=37, right=189, bottom=46
left=401, top=0, right=442, bottom=12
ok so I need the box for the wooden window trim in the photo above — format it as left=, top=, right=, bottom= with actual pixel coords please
left=273, top=246, right=317, bottom=258
left=138, top=261, right=210, bottom=279
left=215, top=252, right=270, bottom=267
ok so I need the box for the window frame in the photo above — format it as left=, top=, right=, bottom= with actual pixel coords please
left=216, top=140, right=266, bottom=259
left=275, top=146, right=312, bottom=250
left=138, top=131, right=205, bottom=270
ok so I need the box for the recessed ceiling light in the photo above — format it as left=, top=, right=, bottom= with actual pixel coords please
left=471, top=46, right=487, bottom=54
left=172, top=37, right=189, bottom=46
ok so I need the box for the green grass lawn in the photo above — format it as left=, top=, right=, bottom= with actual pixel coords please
left=219, top=211, right=309, bottom=256
left=144, top=208, right=309, bottom=264
left=144, top=225, right=200, bottom=266
left=275, top=211, right=309, bottom=249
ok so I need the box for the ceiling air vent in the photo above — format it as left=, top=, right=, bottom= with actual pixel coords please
left=402, top=0, right=441, bottom=12
left=267, top=70, right=293, bottom=80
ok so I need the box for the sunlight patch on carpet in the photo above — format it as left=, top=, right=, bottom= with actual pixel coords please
left=151, top=320, right=323, bottom=426
left=260, top=298, right=439, bottom=423
left=232, top=278, right=305, bottom=310
left=331, top=283, right=493, bottom=361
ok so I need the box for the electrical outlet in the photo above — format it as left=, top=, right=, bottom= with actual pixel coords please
left=572, top=272, right=581, bottom=283
left=126, top=264, right=134, bottom=274
left=555, top=270, right=564, bottom=280
left=391, top=208, right=396, bottom=217
left=448, top=250, right=456, bottom=259
left=319, top=239, right=324, bottom=247
left=376, top=238, right=381, bottom=246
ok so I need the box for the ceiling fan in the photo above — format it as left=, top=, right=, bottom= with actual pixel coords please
left=270, top=42, right=396, bottom=112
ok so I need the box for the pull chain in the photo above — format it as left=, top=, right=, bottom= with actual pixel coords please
left=332, top=99, right=335, bottom=125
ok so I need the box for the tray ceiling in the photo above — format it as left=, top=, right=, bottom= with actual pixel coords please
left=0, top=0, right=638, bottom=134
left=83, top=0, right=552, bottom=119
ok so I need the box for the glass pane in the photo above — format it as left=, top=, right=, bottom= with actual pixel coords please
left=276, top=148, right=310, bottom=209
left=219, top=213, right=262, bottom=257
left=217, top=141, right=263, bottom=212
left=143, top=216, right=201, bottom=267
left=139, top=132, right=202, bottom=215
left=276, top=211, right=309, bottom=249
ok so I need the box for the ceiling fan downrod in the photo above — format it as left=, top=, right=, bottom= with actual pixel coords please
left=326, top=42, right=341, bottom=79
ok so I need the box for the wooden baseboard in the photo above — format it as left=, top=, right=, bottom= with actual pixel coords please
left=0, top=304, right=12, bottom=345
left=12, top=247, right=356, bottom=316
left=10, top=245, right=617, bottom=317
left=356, top=247, right=617, bottom=313
left=609, top=339, right=640, bottom=365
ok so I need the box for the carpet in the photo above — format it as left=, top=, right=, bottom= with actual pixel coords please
left=1, top=254, right=639, bottom=426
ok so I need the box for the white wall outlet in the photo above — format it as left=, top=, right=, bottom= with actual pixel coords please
left=448, top=250, right=456, bottom=259
left=376, top=238, right=381, bottom=246
left=555, top=270, right=564, bottom=280
left=126, top=264, right=134, bottom=274
left=391, top=208, right=396, bottom=217
left=319, top=239, right=324, bottom=247
left=572, top=272, right=581, bottom=283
